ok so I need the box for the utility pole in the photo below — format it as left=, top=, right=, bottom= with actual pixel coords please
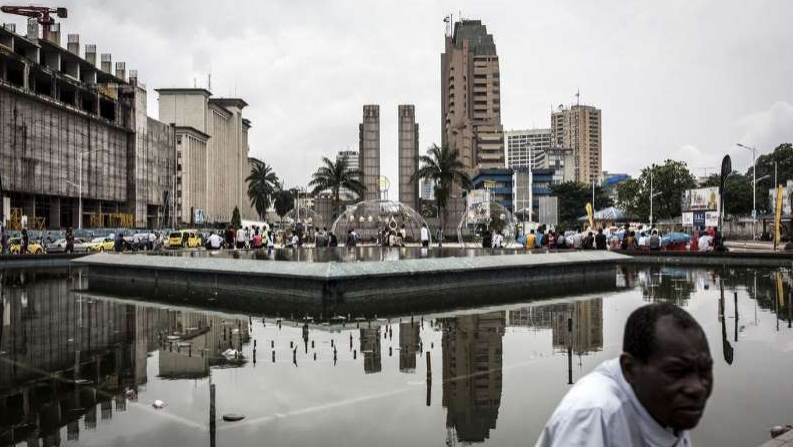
left=736, top=143, right=758, bottom=239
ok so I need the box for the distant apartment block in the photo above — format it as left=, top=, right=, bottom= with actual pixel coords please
left=504, top=129, right=552, bottom=170
left=551, top=104, right=602, bottom=184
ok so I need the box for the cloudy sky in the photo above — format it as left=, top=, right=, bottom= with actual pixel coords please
left=10, top=0, right=791, bottom=188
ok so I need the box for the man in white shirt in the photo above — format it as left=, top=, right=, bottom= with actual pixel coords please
left=207, top=232, right=223, bottom=250
left=236, top=227, right=247, bottom=249
left=420, top=223, right=430, bottom=248
left=697, top=234, right=712, bottom=252
left=536, top=302, right=712, bottom=447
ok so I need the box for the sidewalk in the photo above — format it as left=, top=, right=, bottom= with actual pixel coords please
left=759, top=430, right=793, bottom=447
left=725, top=240, right=783, bottom=252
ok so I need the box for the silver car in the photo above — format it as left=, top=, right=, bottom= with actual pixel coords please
left=45, top=237, right=91, bottom=254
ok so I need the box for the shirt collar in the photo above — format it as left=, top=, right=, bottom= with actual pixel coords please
left=606, top=358, right=690, bottom=446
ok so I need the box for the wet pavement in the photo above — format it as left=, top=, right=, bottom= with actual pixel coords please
left=0, top=265, right=791, bottom=447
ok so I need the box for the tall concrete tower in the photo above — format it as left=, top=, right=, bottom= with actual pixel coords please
left=359, top=105, right=380, bottom=201
left=551, top=104, right=602, bottom=184
left=441, top=19, right=504, bottom=173
left=398, top=105, right=419, bottom=210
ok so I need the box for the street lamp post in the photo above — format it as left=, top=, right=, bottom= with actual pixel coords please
left=736, top=143, right=758, bottom=239
left=66, top=149, right=106, bottom=230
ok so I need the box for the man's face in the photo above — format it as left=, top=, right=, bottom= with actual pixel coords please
left=622, top=315, right=713, bottom=431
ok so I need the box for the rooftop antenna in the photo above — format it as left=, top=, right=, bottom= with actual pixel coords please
left=208, top=71, right=211, bottom=91
left=575, top=89, right=580, bottom=106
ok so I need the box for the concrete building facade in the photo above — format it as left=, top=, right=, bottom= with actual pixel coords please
left=358, top=105, right=380, bottom=201
left=0, top=24, right=175, bottom=230
left=504, top=128, right=551, bottom=170
left=551, top=104, right=602, bottom=184
left=157, top=89, right=250, bottom=224
left=441, top=19, right=504, bottom=172
left=398, top=104, right=419, bottom=211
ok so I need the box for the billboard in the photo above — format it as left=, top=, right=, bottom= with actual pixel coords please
left=466, top=190, right=491, bottom=224
left=768, top=180, right=793, bottom=218
left=681, top=187, right=720, bottom=213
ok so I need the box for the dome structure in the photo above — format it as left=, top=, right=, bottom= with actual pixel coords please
left=457, top=200, right=518, bottom=247
left=331, top=200, right=429, bottom=245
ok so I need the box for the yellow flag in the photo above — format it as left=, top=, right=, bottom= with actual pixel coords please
left=777, top=271, right=784, bottom=308
left=774, top=185, right=784, bottom=247
left=586, top=202, right=594, bottom=229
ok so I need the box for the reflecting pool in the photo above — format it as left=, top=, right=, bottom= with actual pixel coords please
left=0, top=265, right=791, bottom=447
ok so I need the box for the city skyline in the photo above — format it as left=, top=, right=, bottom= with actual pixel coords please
left=4, top=0, right=789, bottom=191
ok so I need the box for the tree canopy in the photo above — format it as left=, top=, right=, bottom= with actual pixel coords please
left=549, top=181, right=613, bottom=230
left=617, top=159, right=697, bottom=221
left=246, top=160, right=279, bottom=220
left=702, top=172, right=753, bottom=216
left=411, top=143, right=472, bottom=230
left=746, top=143, right=792, bottom=214
left=308, top=155, right=365, bottom=216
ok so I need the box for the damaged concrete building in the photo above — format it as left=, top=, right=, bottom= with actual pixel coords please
left=0, top=19, right=176, bottom=230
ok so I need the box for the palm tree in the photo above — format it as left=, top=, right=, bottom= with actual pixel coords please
left=308, top=155, right=366, bottom=217
left=246, top=160, right=279, bottom=220
left=273, top=181, right=295, bottom=223
left=411, top=143, right=473, bottom=232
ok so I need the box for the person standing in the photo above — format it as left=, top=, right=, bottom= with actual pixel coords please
left=399, top=224, right=407, bottom=243
left=420, top=223, right=430, bottom=248
left=526, top=230, right=536, bottom=250
left=20, top=228, right=29, bottom=254
left=346, top=229, right=356, bottom=248
left=253, top=229, right=263, bottom=249
left=207, top=232, right=224, bottom=250
left=236, top=226, right=247, bottom=249
left=328, top=231, right=338, bottom=247
left=65, top=227, right=75, bottom=253
left=649, top=230, right=662, bottom=251
left=436, top=228, right=443, bottom=248
left=595, top=228, right=607, bottom=250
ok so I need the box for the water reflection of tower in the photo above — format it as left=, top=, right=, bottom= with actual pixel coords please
left=399, top=322, right=420, bottom=372
left=440, top=312, right=505, bottom=443
left=360, top=326, right=381, bottom=373
left=551, top=299, right=603, bottom=355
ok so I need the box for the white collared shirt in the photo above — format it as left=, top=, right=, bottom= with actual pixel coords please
left=535, top=358, right=691, bottom=447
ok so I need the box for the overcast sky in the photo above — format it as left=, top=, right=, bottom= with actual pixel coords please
left=9, top=0, right=791, bottom=189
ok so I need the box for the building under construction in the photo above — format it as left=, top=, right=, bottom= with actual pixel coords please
left=0, top=16, right=176, bottom=230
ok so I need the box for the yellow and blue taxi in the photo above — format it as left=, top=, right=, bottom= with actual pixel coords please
left=8, top=238, right=44, bottom=255
left=88, top=236, right=115, bottom=252
left=168, top=230, right=202, bottom=248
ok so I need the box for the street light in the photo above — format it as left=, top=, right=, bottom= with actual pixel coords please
left=66, top=149, right=106, bottom=229
left=736, top=143, right=758, bottom=239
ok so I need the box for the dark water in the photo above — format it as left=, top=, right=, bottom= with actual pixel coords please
left=0, top=265, right=791, bottom=447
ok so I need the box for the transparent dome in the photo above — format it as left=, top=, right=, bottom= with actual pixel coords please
left=284, top=207, right=324, bottom=228
left=457, top=200, right=518, bottom=248
left=331, top=200, right=430, bottom=245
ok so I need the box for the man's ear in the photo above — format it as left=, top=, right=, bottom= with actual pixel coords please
left=620, top=352, right=640, bottom=385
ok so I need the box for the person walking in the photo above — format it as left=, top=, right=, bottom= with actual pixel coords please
left=420, top=223, right=430, bottom=248
left=436, top=228, right=443, bottom=248
left=345, top=229, right=356, bottom=248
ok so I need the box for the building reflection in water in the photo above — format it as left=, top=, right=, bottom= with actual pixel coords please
left=507, top=298, right=603, bottom=356
left=359, top=326, right=381, bottom=374
left=439, top=312, right=505, bottom=444
left=398, top=322, right=420, bottom=373
left=0, top=269, right=249, bottom=446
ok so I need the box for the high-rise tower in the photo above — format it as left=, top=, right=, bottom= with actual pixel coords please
left=441, top=19, right=504, bottom=173
left=551, top=104, right=602, bottom=184
left=359, top=105, right=380, bottom=201
left=398, top=105, right=419, bottom=210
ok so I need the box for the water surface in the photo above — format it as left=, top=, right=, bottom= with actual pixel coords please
left=0, top=265, right=790, bottom=447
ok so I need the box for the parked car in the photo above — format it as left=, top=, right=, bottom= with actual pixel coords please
left=45, top=237, right=92, bottom=254
left=168, top=230, right=202, bottom=248
left=8, top=238, right=44, bottom=255
left=88, top=236, right=115, bottom=252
